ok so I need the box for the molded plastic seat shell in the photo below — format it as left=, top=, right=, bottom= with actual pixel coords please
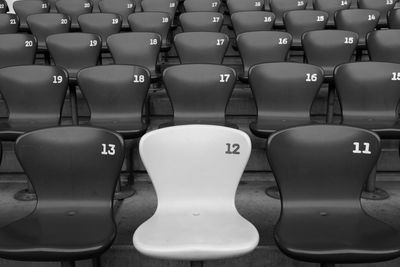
left=268, top=124, right=400, bottom=263
left=231, top=11, right=275, bottom=36
left=0, top=14, right=19, bottom=34
left=13, top=0, right=49, bottom=30
left=270, top=0, right=307, bottom=28
left=367, top=29, right=400, bottom=64
left=134, top=125, right=259, bottom=260
left=358, top=0, right=397, bottom=27
left=0, top=33, right=37, bottom=68
left=179, top=12, right=224, bottom=32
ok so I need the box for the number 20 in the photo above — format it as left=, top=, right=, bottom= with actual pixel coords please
left=101, top=144, right=116, bottom=155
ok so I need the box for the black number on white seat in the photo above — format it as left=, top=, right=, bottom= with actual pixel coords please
left=101, top=144, right=116, bottom=155
left=353, top=142, right=371, bottom=154
left=225, top=143, right=240, bottom=154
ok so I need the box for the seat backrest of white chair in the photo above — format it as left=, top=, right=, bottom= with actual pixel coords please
left=139, top=125, right=251, bottom=211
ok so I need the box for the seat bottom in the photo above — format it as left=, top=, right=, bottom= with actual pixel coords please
left=249, top=119, right=316, bottom=139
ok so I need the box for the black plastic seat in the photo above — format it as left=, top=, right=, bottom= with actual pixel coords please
left=249, top=62, right=323, bottom=138
left=0, top=14, right=19, bottom=34
left=0, top=126, right=124, bottom=266
left=231, top=11, right=275, bottom=36
left=270, top=0, right=307, bottom=28
left=56, top=0, right=93, bottom=30
left=107, top=32, right=161, bottom=82
left=367, top=29, right=400, bottom=63
left=358, top=0, right=397, bottom=27
left=27, top=13, right=71, bottom=51
left=141, top=0, right=178, bottom=24
left=302, top=30, right=358, bottom=80
left=77, top=65, right=149, bottom=139
left=237, top=31, right=292, bottom=82
left=283, top=10, right=328, bottom=49
left=13, top=0, right=49, bottom=31
left=98, top=0, right=135, bottom=30
left=174, top=32, right=229, bottom=64
left=78, top=13, right=122, bottom=50
left=0, top=0, right=8, bottom=13
left=335, top=9, right=379, bottom=48
left=335, top=62, right=400, bottom=138
left=313, top=0, right=352, bottom=27
left=179, top=12, right=224, bottom=32
left=226, top=0, right=264, bottom=14
left=128, top=12, right=171, bottom=51
left=0, top=65, right=68, bottom=141
left=0, top=33, right=37, bottom=68
left=388, top=8, right=400, bottom=28
left=160, top=64, right=237, bottom=128
left=268, top=124, right=400, bottom=266
left=184, top=0, right=221, bottom=12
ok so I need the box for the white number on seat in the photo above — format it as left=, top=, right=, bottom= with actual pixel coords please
left=0, top=4, right=4, bottom=8
left=150, top=38, right=158, bottom=45
left=211, top=2, right=218, bottom=7
left=278, top=37, right=288, bottom=45
left=42, top=3, right=47, bottom=8
left=297, top=1, right=304, bottom=6
left=84, top=2, right=91, bottom=8
left=305, top=73, right=318, bottom=82
left=133, top=75, right=145, bottom=83
left=112, top=18, right=119, bottom=24
left=225, top=143, right=240, bottom=154
left=127, top=3, right=134, bottom=8
left=216, top=39, right=225, bottom=46
left=9, top=19, right=16, bottom=25
left=61, top=19, right=68, bottom=24
left=341, top=0, right=348, bottom=5
left=254, top=1, right=261, bottom=6
left=316, top=16, right=324, bottom=22
left=25, top=40, right=33, bottom=47
left=368, top=14, right=376, bottom=21
left=219, top=74, right=230, bottom=82
left=169, top=2, right=175, bottom=7
left=264, top=16, right=272, bottom=22
left=387, top=0, right=393, bottom=5
left=353, top=142, right=371, bottom=154
left=344, top=37, right=354, bottom=44
left=391, top=72, right=400, bottom=81
left=162, top=17, right=169, bottom=23
left=89, top=40, right=97, bottom=47
left=212, top=16, right=220, bottom=23
left=52, top=75, right=63, bottom=84
left=101, top=144, right=116, bottom=155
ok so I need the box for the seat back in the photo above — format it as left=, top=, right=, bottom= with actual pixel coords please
left=227, top=0, right=265, bottom=13
left=249, top=62, right=323, bottom=121
left=180, top=12, right=223, bottom=32
left=78, top=13, right=122, bottom=48
left=388, top=8, right=400, bottom=28
left=174, top=32, right=229, bottom=64
left=270, top=0, right=308, bottom=26
left=237, top=31, right=292, bottom=78
left=128, top=12, right=171, bottom=49
left=56, top=0, right=93, bottom=29
left=13, top=0, right=49, bottom=30
left=358, top=0, right=397, bottom=26
left=335, top=9, right=379, bottom=45
left=284, top=10, right=328, bottom=46
left=141, top=0, right=178, bottom=20
left=335, top=62, right=400, bottom=123
left=0, top=65, right=68, bottom=123
left=231, top=11, right=275, bottom=36
left=302, top=30, right=358, bottom=78
left=0, top=14, right=19, bottom=34
left=313, top=0, right=352, bottom=26
left=184, top=0, right=221, bottom=12
left=27, top=13, right=71, bottom=50
left=16, top=126, right=124, bottom=204
left=98, top=0, right=135, bottom=28
left=47, top=33, right=101, bottom=80
left=0, top=0, right=8, bottom=13
left=268, top=125, right=380, bottom=209
left=78, top=65, right=150, bottom=122
left=140, top=125, right=251, bottom=209
left=0, top=33, right=37, bottom=68
left=367, top=29, right=400, bottom=63
left=163, top=64, right=236, bottom=123
left=107, top=32, right=161, bottom=75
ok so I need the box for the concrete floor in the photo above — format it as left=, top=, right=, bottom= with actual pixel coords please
left=0, top=174, right=399, bottom=266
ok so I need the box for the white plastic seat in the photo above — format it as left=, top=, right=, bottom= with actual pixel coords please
left=133, top=125, right=259, bottom=261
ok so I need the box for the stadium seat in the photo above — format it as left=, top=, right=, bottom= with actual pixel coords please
left=367, top=29, right=400, bottom=63
left=226, top=0, right=264, bottom=14
left=358, top=0, right=398, bottom=27
left=270, top=0, right=308, bottom=28
left=179, top=12, right=224, bottom=32
left=27, top=13, right=71, bottom=52
left=0, top=126, right=124, bottom=267
left=335, top=9, right=380, bottom=48
left=0, top=0, right=8, bottom=13
left=13, top=0, right=49, bottom=31
left=141, top=0, right=178, bottom=24
left=313, top=0, right=352, bottom=27
left=0, top=13, right=19, bottom=34
left=98, top=0, right=135, bottom=30
left=184, top=0, right=221, bottom=12
left=160, top=64, right=237, bottom=128
left=78, top=13, right=122, bottom=50
left=128, top=12, right=171, bottom=51
left=174, top=32, right=229, bottom=64
left=107, top=32, right=162, bottom=82
left=283, top=10, right=328, bottom=49
left=134, top=125, right=259, bottom=263
left=388, top=8, right=400, bottom=29
left=56, top=0, right=93, bottom=30
left=335, top=61, right=400, bottom=199
left=0, top=33, right=37, bottom=68
left=237, top=31, right=292, bottom=82
left=231, top=11, right=275, bottom=36
left=268, top=124, right=400, bottom=266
